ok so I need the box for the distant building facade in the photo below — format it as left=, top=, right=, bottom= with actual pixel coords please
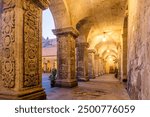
left=42, top=37, right=57, bottom=73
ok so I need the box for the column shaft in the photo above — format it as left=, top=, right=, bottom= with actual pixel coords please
left=88, top=49, right=95, bottom=79
left=76, top=42, right=89, bottom=81
left=94, top=54, right=99, bottom=77
left=53, top=27, right=79, bottom=87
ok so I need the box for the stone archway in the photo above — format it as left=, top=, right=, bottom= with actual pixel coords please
left=0, top=0, right=78, bottom=100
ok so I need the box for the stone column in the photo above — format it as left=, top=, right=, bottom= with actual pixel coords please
left=118, top=45, right=122, bottom=79
left=98, top=58, right=103, bottom=76
left=0, top=0, right=48, bottom=100
left=53, top=27, right=79, bottom=87
left=121, top=16, right=128, bottom=81
left=88, top=49, right=96, bottom=79
left=76, top=42, right=89, bottom=81
left=94, top=54, right=99, bottom=77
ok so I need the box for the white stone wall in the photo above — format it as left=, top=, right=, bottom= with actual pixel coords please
left=128, top=0, right=150, bottom=99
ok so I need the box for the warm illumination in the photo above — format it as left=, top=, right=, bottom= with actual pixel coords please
left=108, top=55, right=113, bottom=61
left=109, top=58, right=113, bottom=61
left=102, top=36, right=106, bottom=42
left=107, top=50, right=110, bottom=53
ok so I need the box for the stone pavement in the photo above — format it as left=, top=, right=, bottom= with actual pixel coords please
left=42, top=74, right=130, bottom=100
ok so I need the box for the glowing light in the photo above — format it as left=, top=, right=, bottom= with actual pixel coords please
left=96, top=35, right=102, bottom=40
left=107, top=50, right=110, bottom=53
left=109, top=58, right=113, bottom=61
left=108, top=55, right=113, bottom=61
left=102, top=36, right=106, bottom=42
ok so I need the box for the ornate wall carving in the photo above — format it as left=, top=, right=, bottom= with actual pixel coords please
left=1, top=8, right=16, bottom=88
left=3, top=0, right=15, bottom=10
left=23, top=0, right=41, bottom=87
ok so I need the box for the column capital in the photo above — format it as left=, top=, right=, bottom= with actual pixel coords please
left=88, top=49, right=96, bottom=53
left=52, top=27, right=79, bottom=38
left=32, top=0, right=51, bottom=10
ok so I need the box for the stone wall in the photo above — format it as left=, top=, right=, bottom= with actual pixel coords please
left=128, top=0, right=150, bottom=99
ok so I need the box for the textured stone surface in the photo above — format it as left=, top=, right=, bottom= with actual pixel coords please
left=121, top=15, right=128, bottom=81
left=0, top=0, right=46, bottom=100
left=76, top=42, right=89, bottom=81
left=53, top=27, right=78, bottom=87
left=88, top=49, right=96, bottom=79
left=128, top=0, right=150, bottom=99
left=94, top=54, right=100, bottom=77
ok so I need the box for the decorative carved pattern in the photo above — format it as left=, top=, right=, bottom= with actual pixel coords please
left=1, top=9, right=15, bottom=88
left=23, top=0, right=40, bottom=87
left=3, top=0, right=15, bottom=10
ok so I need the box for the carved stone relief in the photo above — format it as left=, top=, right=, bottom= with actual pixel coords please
left=1, top=9, right=15, bottom=88
left=23, top=0, right=41, bottom=87
left=3, top=0, right=15, bottom=10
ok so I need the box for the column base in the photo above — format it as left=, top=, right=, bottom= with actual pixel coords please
left=55, top=79, right=78, bottom=88
left=78, top=77, right=89, bottom=82
left=122, top=75, right=127, bottom=82
left=0, top=88, right=46, bottom=100
left=88, top=76, right=96, bottom=79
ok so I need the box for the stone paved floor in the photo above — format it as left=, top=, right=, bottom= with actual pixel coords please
left=42, top=74, right=130, bottom=100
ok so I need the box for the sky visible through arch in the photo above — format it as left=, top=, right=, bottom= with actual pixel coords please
left=42, top=9, right=56, bottom=39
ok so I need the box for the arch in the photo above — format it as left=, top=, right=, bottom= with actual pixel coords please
left=49, top=0, right=72, bottom=29
left=76, top=17, right=93, bottom=42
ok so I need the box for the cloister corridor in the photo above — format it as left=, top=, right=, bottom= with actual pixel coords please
left=42, top=74, right=129, bottom=100
left=1, top=0, right=150, bottom=100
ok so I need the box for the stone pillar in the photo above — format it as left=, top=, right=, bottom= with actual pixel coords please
left=94, top=54, right=99, bottom=77
left=121, top=16, right=128, bottom=81
left=118, top=45, right=122, bottom=79
left=98, top=58, right=103, bottom=76
left=0, top=0, right=48, bottom=100
left=88, top=49, right=95, bottom=79
left=76, top=42, right=89, bottom=81
left=101, top=59, right=106, bottom=75
left=53, top=27, right=79, bottom=87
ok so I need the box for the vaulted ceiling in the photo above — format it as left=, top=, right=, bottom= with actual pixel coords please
left=50, top=0, right=127, bottom=61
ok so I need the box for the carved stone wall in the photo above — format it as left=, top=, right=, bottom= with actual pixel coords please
left=0, top=0, right=46, bottom=99
left=1, top=0, right=16, bottom=88
left=23, top=0, right=41, bottom=88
